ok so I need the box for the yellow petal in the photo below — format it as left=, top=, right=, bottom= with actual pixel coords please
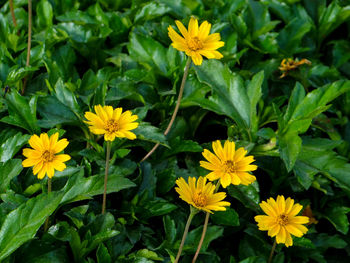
left=277, top=195, right=286, bottom=213
left=28, top=134, right=43, bottom=150
left=285, top=224, right=304, bottom=237
left=276, top=227, right=286, bottom=244
left=49, top=133, right=59, bottom=150
left=220, top=173, right=231, bottom=188
left=113, top=107, right=123, bottom=120
left=175, top=20, right=189, bottom=39
left=285, top=231, right=293, bottom=247
left=284, top=197, right=295, bottom=214
left=288, top=203, right=303, bottom=216
left=259, top=201, right=277, bottom=217
left=190, top=51, right=203, bottom=65
left=198, top=20, right=211, bottom=40
left=212, top=140, right=225, bottom=161
left=188, top=17, right=198, bottom=37
left=53, top=138, right=69, bottom=153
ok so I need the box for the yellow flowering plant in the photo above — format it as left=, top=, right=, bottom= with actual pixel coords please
left=173, top=176, right=230, bottom=263
left=84, top=105, right=139, bottom=214
left=22, top=132, right=71, bottom=230
left=200, top=140, right=258, bottom=188
left=168, top=17, right=224, bottom=65
left=255, top=196, right=309, bottom=262
left=141, top=18, right=225, bottom=162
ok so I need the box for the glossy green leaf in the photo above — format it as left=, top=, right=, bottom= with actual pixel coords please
left=0, top=159, right=23, bottom=194
left=195, top=60, right=251, bottom=129
left=0, top=192, right=64, bottom=260
left=211, top=208, right=240, bottom=226
left=0, top=133, right=30, bottom=163
left=323, top=206, right=350, bottom=234
left=1, top=90, right=40, bottom=134
left=227, top=182, right=260, bottom=211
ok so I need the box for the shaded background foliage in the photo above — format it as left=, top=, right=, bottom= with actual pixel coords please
left=0, top=0, right=350, bottom=262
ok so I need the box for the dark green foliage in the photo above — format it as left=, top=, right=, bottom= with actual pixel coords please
left=0, top=0, right=350, bottom=262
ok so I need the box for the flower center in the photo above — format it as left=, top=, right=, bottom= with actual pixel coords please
left=105, top=119, right=119, bottom=133
left=187, top=36, right=203, bottom=51
left=224, top=160, right=237, bottom=173
left=277, top=214, right=289, bottom=226
left=193, top=191, right=207, bottom=207
left=41, top=150, right=54, bottom=162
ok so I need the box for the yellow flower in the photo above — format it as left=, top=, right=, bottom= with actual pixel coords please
left=279, top=58, right=311, bottom=78
left=84, top=105, right=139, bottom=141
left=168, top=17, right=224, bottom=65
left=254, top=195, right=309, bottom=247
left=200, top=140, right=257, bottom=188
left=22, top=133, right=71, bottom=179
left=175, top=176, right=230, bottom=213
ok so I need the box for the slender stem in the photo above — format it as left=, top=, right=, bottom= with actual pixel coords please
left=102, top=142, right=112, bottom=214
left=192, top=180, right=220, bottom=263
left=268, top=239, right=277, bottom=263
left=22, top=0, right=32, bottom=95
left=174, top=208, right=196, bottom=263
left=141, top=57, right=192, bottom=162
left=9, top=0, right=17, bottom=27
left=44, top=178, right=52, bottom=231
left=192, top=212, right=210, bottom=263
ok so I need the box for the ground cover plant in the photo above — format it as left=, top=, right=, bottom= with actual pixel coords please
left=1, top=0, right=350, bottom=262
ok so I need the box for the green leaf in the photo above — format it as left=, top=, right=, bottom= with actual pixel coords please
left=279, top=131, right=302, bottom=172
left=127, top=32, right=169, bottom=76
left=0, top=133, right=30, bottom=162
left=1, top=90, right=40, bottom=134
left=314, top=233, right=347, bottom=249
left=5, top=66, right=38, bottom=85
left=96, top=242, right=111, bottom=263
left=61, top=171, right=136, bottom=204
left=323, top=206, right=350, bottom=234
left=227, top=182, right=260, bottom=211
left=0, top=192, right=64, bottom=260
left=54, top=78, right=81, bottom=116
left=195, top=60, right=251, bottom=129
left=36, top=0, right=53, bottom=29
left=239, top=256, right=266, bottom=263
left=133, top=122, right=168, bottom=147
left=211, top=208, right=240, bottom=226
left=37, top=96, right=80, bottom=128
left=277, top=17, right=312, bottom=54
left=0, top=159, right=23, bottom=194
left=143, top=199, right=177, bottom=217
left=184, top=225, right=224, bottom=253
left=247, top=71, right=264, bottom=134
left=134, top=2, right=171, bottom=23
left=296, top=138, right=350, bottom=191
left=163, top=215, right=176, bottom=244
left=318, top=2, right=350, bottom=43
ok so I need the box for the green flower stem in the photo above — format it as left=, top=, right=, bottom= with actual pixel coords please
left=9, top=0, right=17, bottom=27
left=174, top=206, right=197, bottom=263
left=192, top=211, right=209, bottom=263
left=192, top=180, right=221, bottom=263
left=44, top=178, right=52, bottom=231
left=141, top=57, right=192, bottom=162
left=102, top=141, right=112, bottom=214
left=268, top=239, right=277, bottom=263
left=22, top=0, right=32, bottom=95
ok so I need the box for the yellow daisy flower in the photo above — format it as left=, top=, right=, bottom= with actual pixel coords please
left=84, top=105, right=139, bottom=141
left=168, top=17, right=225, bottom=65
left=175, top=176, right=230, bottom=213
left=200, top=140, right=258, bottom=188
left=254, top=195, right=309, bottom=247
left=279, top=58, right=311, bottom=78
left=22, top=133, right=71, bottom=179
